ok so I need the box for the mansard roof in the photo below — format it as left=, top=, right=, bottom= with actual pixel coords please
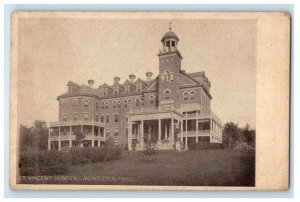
left=134, top=78, right=147, bottom=84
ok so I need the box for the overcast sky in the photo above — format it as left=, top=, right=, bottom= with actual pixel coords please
left=17, top=18, right=256, bottom=128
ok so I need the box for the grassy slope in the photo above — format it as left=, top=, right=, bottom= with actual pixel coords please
left=66, top=149, right=255, bottom=186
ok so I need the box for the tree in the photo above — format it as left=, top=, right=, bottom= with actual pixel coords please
left=19, top=120, right=49, bottom=151
left=242, top=124, right=255, bottom=148
left=74, top=132, right=85, bottom=147
left=222, top=122, right=241, bottom=149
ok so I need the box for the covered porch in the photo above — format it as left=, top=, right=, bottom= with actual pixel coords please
left=128, top=109, right=184, bottom=151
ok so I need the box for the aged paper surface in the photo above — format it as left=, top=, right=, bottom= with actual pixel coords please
left=10, top=12, right=290, bottom=190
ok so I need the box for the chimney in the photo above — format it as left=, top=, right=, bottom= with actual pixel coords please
left=114, top=76, right=120, bottom=84
left=146, top=72, right=153, bottom=81
left=88, top=79, right=94, bottom=88
left=129, top=74, right=136, bottom=83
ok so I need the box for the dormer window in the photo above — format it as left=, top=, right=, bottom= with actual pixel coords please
left=104, top=88, right=108, bottom=96
left=113, top=87, right=119, bottom=95
left=125, top=85, right=130, bottom=93
left=137, top=83, right=142, bottom=92
left=68, top=86, right=72, bottom=94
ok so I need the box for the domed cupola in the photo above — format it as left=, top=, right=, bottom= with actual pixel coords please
left=158, top=22, right=182, bottom=59
left=161, top=22, right=179, bottom=50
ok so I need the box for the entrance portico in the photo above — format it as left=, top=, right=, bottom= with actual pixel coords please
left=128, top=108, right=183, bottom=150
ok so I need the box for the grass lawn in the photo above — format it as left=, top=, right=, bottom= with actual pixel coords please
left=61, top=149, right=255, bottom=186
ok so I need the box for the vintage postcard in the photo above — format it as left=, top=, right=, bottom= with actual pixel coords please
left=9, top=12, right=290, bottom=190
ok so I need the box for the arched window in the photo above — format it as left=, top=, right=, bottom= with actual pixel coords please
left=95, top=101, right=99, bottom=109
left=149, top=95, right=155, bottom=104
left=105, top=101, right=109, bottom=109
left=164, top=90, right=171, bottom=99
left=83, top=99, right=89, bottom=107
left=136, top=99, right=140, bottom=107
left=117, top=100, right=121, bottom=108
left=124, top=100, right=128, bottom=108
left=183, top=92, right=188, bottom=101
left=112, top=101, right=116, bottom=109
left=190, top=91, right=196, bottom=100
left=72, top=99, right=78, bottom=108
left=101, top=102, right=105, bottom=109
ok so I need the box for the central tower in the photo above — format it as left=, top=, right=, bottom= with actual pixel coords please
left=158, top=24, right=183, bottom=110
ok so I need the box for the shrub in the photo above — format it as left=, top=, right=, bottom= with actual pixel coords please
left=19, top=150, right=71, bottom=176
left=189, top=142, right=224, bottom=150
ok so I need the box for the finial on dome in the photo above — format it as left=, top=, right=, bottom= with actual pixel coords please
left=169, top=21, right=172, bottom=31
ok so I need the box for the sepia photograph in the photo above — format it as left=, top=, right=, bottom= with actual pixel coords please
left=9, top=12, right=290, bottom=190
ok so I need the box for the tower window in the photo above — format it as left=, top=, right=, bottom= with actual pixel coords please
left=190, top=91, right=196, bottom=100
left=83, top=99, right=89, bottom=107
left=166, top=41, right=170, bottom=48
left=183, top=92, right=188, bottom=101
left=149, top=96, right=155, bottom=104
left=164, top=90, right=171, bottom=100
left=136, top=99, right=140, bottom=107
left=172, top=41, right=175, bottom=47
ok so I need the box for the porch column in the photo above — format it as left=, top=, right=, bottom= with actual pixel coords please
left=80, top=125, right=83, bottom=147
left=196, top=119, right=198, bottom=143
left=48, top=127, right=51, bottom=150
left=98, top=126, right=101, bottom=147
left=141, top=120, right=144, bottom=148
left=171, top=118, right=174, bottom=144
left=128, top=122, right=132, bottom=150
left=92, top=125, right=94, bottom=147
left=158, top=119, right=161, bottom=141
left=185, top=120, right=188, bottom=150
left=58, top=126, right=61, bottom=151
left=69, top=125, right=72, bottom=147
left=180, top=122, right=183, bottom=142
left=148, top=124, right=151, bottom=140
left=210, top=118, right=213, bottom=143
left=164, top=121, right=168, bottom=140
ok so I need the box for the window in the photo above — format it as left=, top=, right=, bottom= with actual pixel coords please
left=72, top=99, right=78, bottom=108
left=105, top=129, right=110, bottom=136
left=101, top=102, right=105, bottom=109
left=95, top=114, right=99, bottom=122
left=149, top=96, right=155, bottom=104
left=84, top=113, right=89, bottom=121
left=183, top=92, right=188, bottom=101
left=114, top=114, right=119, bottom=122
left=125, top=85, right=130, bottom=93
left=136, top=99, right=140, bottom=107
left=100, top=115, right=104, bottom=123
left=128, top=99, right=132, bottom=107
left=68, top=86, right=72, bottom=94
left=124, top=100, right=128, bottom=108
left=113, top=101, right=116, bottom=109
left=62, top=100, right=68, bottom=109
left=114, top=128, right=119, bottom=136
left=83, top=99, right=89, bottom=107
left=126, top=117, right=128, bottom=123
left=190, top=91, right=195, bottom=100
left=105, top=102, right=109, bottom=109
left=104, top=88, right=108, bottom=96
left=63, top=114, right=67, bottom=121
left=95, top=101, right=99, bottom=109
left=73, top=113, right=78, bottom=121
left=117, top=100, right=121, bottom=108
left=113, top=87, right=118, bottom=95
left=164, top=90, right=170, bottom=99
left=137, top=84, right=142, bottom=92
left=106, top=115, right=110, bottom=123
left=114, top=141, right=119, bottom=146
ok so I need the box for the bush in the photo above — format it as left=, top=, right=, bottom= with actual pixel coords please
left=19, top=150, right=71, bottom=176
left=189, top=142, right=224, bottom=150
left=70, top=145, right=123, bottom=165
